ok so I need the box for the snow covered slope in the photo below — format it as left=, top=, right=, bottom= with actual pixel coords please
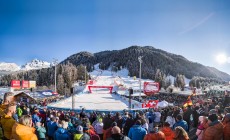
left=0, top=62, right=20, bottom=72
left=21, top=59, right=51, bottom=70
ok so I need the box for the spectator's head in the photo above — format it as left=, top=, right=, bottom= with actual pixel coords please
left=163, top=122, right=170, bottom=127
left=5, top=102, right=17, bottom=115
left=76, top=125, right=83, bottom=134
left=198, top=116, right=208, bottom=124
left=36, top=122, right=41, bottom=127
left=111, top=122, right=117, bottom=127
left=209, top=109, right=217, bottom=115
left=3, top=92, right=15, bottom=104
left=208, top=114, right=218, bottom=122
left=51, top=117, right=56, bottom=122
left=176, top=114, right=183, bottom=121
left=112, top=126, right=121, bottom=134
left=135, top=120, right=142, bottom=125
left=19, top=115, right=32, bottom=127
left=174, top=126, right=189, bottom=140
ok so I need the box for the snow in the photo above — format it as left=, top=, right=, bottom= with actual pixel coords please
left=21, top=59, right=51, bottom=71
left=0, top=62, right=20, bottom=72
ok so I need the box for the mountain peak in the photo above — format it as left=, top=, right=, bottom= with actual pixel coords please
left=21, top=59, right=51, bottom=71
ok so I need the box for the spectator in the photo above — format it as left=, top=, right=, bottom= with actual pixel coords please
left=195, top=116, right=208, bottom=140
left=174, top=126, right=189, bottom=140
left=223, top=113, right=230, bottom=140
left=94, top=118, right=104, bottom=140
left=128, top=120, right=147, bottom=140
left=12, top=115, right=38, bottom=140
left=47, top=117, right=58, bottom=140
left=35, top=122, right=46, bottom=140
left=104, top=122, right=117, bottom=140
left=161, top=122, right=175, bottom=140
left=203, top=112, right=224, bottom=140
left=32, top=109, right=41, bottom=125
left=53, top=120, right=71, bottom=140
left=165, top=112, right=175, bottom=128
left=123, top=114, right=134, bottom=136
left=183, top=105, right=192, bottom=131
left=74, top=125, right=90, bottom=140
left=144, top=127, right=165, bottom=140
left=107, top=126, right=130, bottom=140
left=173, top=115, right=188, bottom=132
left=1, top=102, right=16, bottom=140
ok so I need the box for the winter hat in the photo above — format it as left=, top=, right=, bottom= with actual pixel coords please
left=76, top=125, right=83, bottom=133
left=208, top=114, right=218, bottom=122
left=209, top=109, right=217, bottom=115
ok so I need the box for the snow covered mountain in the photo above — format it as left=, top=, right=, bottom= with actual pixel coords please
left=0, top=62, right=20, bottom=72
left=0, top=59, right=51, bottom=72
left=21, top=59, right=51, bottom=71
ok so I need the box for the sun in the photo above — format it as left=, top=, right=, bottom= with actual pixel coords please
left=216, top=54, right=228, bottom=64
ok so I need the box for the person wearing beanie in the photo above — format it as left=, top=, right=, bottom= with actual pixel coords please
left=74, top=125, right=90, bottom=140
left=203, top=113, right=224, bottom=140
left=223, top=113, right=230, bottom=140
left=94, top=118, right=104, bottom=140
left=128, top=120, right=147, bottom=140
left=107, top=126, right=130, bottom=140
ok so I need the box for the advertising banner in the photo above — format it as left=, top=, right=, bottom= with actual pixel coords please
left=142, top=100, right=159, bottom=108
left=144, top=82, right=160, bottom=96
left=11, top=80, right=21, bottom=89
left=29, top=81, right=36, bottom=88
left=22, top=80, right=29, bottom=88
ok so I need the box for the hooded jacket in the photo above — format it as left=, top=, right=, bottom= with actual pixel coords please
left=54, top=128, right=71, bottom=140
left=107, top=133, right=130, bottom=140
left=35, top=126, right=46, bottom=139
left=203, top=120, right=223, bottom=140
left=11, top=123, right=37, bottom=140
left=0, top=115, right=16, bottom=139
left=47, top=121, right=58, bottom=137
left=143, top=131, right=166, bottom=140
left=161, top=127, right=175, bottom=140
left=128, top=125, right=147, bottom=140
left=173, top=120, right=188, bottom=132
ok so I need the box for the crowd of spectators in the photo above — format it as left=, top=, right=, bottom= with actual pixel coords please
left=0, top=91, right=230, bottom=140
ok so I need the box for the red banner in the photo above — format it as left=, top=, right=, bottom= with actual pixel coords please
left=22, top=80, right=29, bottom=88
left=142, top=100, right=159, bottom=108
left=11, top=80, right=21, bottom=89
left=144, top=82, right=160, bottom=96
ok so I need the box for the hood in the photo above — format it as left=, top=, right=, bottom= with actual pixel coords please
left=161, top=127, right=174, bottom=137
left=3, top=114, right=13, bottom=119
left=111, top=134, right=124, bottom=140
left=56, top=128, right=68, bottom=134
left=13, top=123, right=35, bottom=136
left=211, top=121, right=223, bottom=131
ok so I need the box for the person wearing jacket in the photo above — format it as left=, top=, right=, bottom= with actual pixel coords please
left=1, top=102, right=16, bottom=140
left=173, top=114, right=188, bottom=132
left=144, top=127, right=165, bottom=140
left=223, top=113, right=230, bottom=140
left=174, top=126, right=189, bottom=140
left=165, top=112, right=175, bottom=128
left=183, top=105, right=192, bottom=131
left=17, top=106, right=23, bottom=118
left=94, top=118, right=104, bottom=140
left=195, top=116, right=208, bottom=140
left=128, top=120, right=147, bottom=140
left=11, top=115, right=38, bottom=140
left=107, top=126, right=130, bottom=140
left=47, top=117, right=58, bottom=140
left=35, top=122, right=46, bottom=140
left=161, top=122, right=175, bottom=140
left=54, top=121, right=71, bottom=140
left=74, top=125, right=90, bottom=140
left=32, top=109, right=41, bottom=125
left=203, top=113, right=224, bottom=140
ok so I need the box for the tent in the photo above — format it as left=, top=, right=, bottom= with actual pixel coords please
left=157, top=100, right=169, bottom=108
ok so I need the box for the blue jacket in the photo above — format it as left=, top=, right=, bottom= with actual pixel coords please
left=128, top=125, right=147, bottom=140
left=32, top=114, right=41, bottom=124
left=47, top=121, right=58, bottom=137
left=54, top=128, right=71, bottom=140
left=173, top=120, right=188, bottom=132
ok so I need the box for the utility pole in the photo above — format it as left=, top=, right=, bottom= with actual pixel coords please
left=53, top=59, right=58, bottom=92
left=138, top=56, right=143, bottom=99
left=85, top=66, right=87, bottom=84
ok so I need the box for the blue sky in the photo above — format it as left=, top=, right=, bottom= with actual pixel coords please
left=0, top=0, right=230, bottom=74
